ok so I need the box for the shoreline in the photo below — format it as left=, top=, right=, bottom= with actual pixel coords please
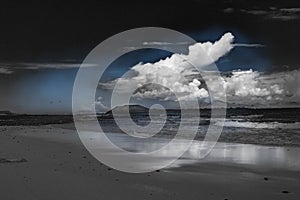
left=2, top=124, right=300, bottom=172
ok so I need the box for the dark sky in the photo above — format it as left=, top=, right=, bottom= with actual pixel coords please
left=0, top=0, right=300, bottom=113
left=0, top=0, right=299, bottom=68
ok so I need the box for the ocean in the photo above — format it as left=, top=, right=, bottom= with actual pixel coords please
left=1, top=108, right=300, bottom=147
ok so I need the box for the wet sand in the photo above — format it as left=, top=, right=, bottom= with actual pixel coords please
left=0, top=125, right=299, bottom=200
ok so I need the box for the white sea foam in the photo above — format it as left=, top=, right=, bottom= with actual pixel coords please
left=215, top=120, right=300, bottom=129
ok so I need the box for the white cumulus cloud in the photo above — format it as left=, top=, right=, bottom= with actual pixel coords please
left=105, top=33, right=235, bottom=102
left=222, top=69, right=300, bottom=107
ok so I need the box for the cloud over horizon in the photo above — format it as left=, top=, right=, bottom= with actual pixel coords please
left=98, top=33, right=300, bottom=109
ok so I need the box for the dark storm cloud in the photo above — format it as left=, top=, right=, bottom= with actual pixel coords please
left=0, top=62, right=98, bottom=74
left=223, top=8, right=234, bottom=13
left=239, top=7, right=300, bottom=21
left=0, top=67, right=13, bottom=74
left=221, top=0, right=300, bottom=21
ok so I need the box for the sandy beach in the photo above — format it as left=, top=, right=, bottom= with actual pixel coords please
left=1, top=124, right=299, bottom=200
